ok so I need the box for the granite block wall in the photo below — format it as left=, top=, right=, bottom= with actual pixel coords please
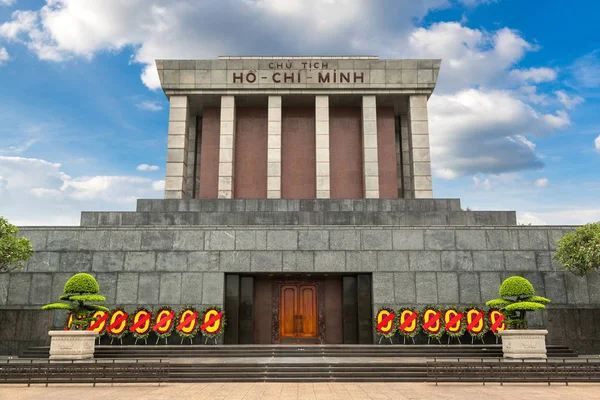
left=2, top=224, right=598, bottom=353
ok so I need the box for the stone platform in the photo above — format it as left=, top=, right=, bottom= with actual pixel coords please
left=1, top=198, right=599, bottom=356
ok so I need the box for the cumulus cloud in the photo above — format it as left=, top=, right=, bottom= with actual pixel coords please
left=554, top=90, right=584, bottom=109
left=510, top=67, right=557, bottom=83
left=534, top=178, right=549, bottom=187
left=595, top=135, right=600, bottom=152
left=401, top=23, right=534, bottom=93
left=137, top=164, right=159, bottom=171
left=0, top=156, right=163, bottom=225
left=0, top=46, right=8, bottom=64
left=429, top=88, right=568, bottom=178
left=136, top=100, right=163, bottom=111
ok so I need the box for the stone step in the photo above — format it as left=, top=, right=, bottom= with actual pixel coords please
left=81, top=210, right=517, bottom=227
left=20, top=344, right=576, bottom=359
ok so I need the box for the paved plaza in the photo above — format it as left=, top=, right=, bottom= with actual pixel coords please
left=1, top=382, right=598, bottom=400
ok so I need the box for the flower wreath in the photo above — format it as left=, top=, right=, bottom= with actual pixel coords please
left=374, top=307, right=397, bottom=339
left=106, top=307, right=129, bottom=340
left=64, top=312, right=74, bottom=330
left=88, top=310, right=109, bottom=336
left=488, top=308, right=506, bottom=336
left=443, top=306, right=466, bottom=339
left=129, top=306, right=153, bottom=341
left=153, top=306, right=176, bottom=339
left=176, top=306, right=200, bottom=340
left=465, top=306, right=489, bottom=340
left=199, top=306, right=226, bottom=339
left=397, top=307, right=420, bottom=339
left=421, top=305, right=445, bottom=341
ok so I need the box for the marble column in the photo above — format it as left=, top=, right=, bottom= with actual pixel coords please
left=362, top=95, right=379, bottom=198
left=165, top=95, right=190, bottom=199
left=408, top=95, right=433, bottom=198
left=315, top=95, right=330, bottom=199
left=218, top=95, right=236, bottom=199
left=267, top=96, right=282, bottom=198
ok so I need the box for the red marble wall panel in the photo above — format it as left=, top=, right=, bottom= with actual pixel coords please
left=281, top=107, right=316, bottom=198
left=377, top=107, right=399, bottom=198
left=198, top=107, right=220, bottom=199
left=234, top=107, right=268, bottom=198
left=329, top=107, right=363, bottom=198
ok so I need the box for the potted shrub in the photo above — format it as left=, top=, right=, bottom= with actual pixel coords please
left=486, top=276, right=550, bottom=358
left=42, top=273, right=109, bottom=359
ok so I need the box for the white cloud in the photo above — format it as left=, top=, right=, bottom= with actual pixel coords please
left=518, top=85, right=549, bottom=105
left=472, top=175, right=492, bottom=190
left=534, top=178, right=549, bottom=187
left=429, top=88, right=569, bottom=178
left=595, top=135, right=600, bottom=152
left=402, top=23, right=534, bottom=93
left=152, top=180, right=165, bottom=191
left=0, top=0, right=16, bottom=6
left=0, top=138, right=38, bottom=153
left=0, top=47, right=8, bottom=64
left=136, top=100, right=163, bottom=111
left=0, top=156, right=163, bottom=225
left=518, top=210, right=600, bottom=226
left=510, top=67, right=557, bottom=83
left=0, top=10, right=37, bottom=40
left=457, top=0, right=496, bottom=6
left=570, top=50, right=600, bottom=88
left=554, top=90, right=585, bottom=109
left=137, top=164, right=159, bottom=171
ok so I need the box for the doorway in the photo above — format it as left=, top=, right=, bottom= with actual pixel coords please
left=279, top=284, right=318, bottom=344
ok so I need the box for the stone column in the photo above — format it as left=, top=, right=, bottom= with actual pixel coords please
left=315, top=95, right=330, bottom=199
left=185, top=116, right=197, bottom=198
left=361, top=95, right=379, bottom=198
left=400, top=112, right=413, bottom=198
left=218, top=95, right=236, bottom=199
left=408, top=95, right=433, bottom=198
left=267, top=96, right=282, bottom=198
left=165, top=95, right=190, bottom=199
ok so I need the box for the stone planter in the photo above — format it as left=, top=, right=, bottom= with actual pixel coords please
left=499, top=329, right=548, bottom=359
left=48, top=330, right=98, bottom=360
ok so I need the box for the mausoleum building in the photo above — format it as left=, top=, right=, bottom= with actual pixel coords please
left=1, top=56, right=598, bottom=353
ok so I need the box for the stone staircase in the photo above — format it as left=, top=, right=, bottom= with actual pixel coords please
left=10, top=344, right=585, bottom=383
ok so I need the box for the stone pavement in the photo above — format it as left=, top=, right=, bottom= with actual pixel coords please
left=1, top=382, right=598, bottom=400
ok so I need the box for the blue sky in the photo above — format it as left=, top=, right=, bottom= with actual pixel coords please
left=0, top=0, right=598, bottom=225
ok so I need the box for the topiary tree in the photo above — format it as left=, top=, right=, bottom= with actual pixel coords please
left=42, top=273, right=109, bottom=330
left=485, top=276, right=550, bottom=330
left=0, top=217, right=34, bottom=273
left=553, top=222, right=600, bottom=276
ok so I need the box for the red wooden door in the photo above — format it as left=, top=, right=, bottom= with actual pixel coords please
left=279, top=284, right=318, bottom=344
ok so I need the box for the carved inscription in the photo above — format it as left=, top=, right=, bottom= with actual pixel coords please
left=230, top=60, right=366, bottom=84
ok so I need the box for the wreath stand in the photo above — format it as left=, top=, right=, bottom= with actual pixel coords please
left=378, top=336, right=394, bottom=344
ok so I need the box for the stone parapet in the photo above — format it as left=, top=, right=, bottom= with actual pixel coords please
left=81, top=210, right=517, bottom=227
left=136, top=198, right=463, bottom=213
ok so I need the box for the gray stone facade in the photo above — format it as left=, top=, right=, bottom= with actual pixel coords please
left=2, top=200, right=599, bottom=354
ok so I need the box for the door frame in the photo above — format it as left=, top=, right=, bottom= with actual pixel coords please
left=271, top=279, right=326, bottom=344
